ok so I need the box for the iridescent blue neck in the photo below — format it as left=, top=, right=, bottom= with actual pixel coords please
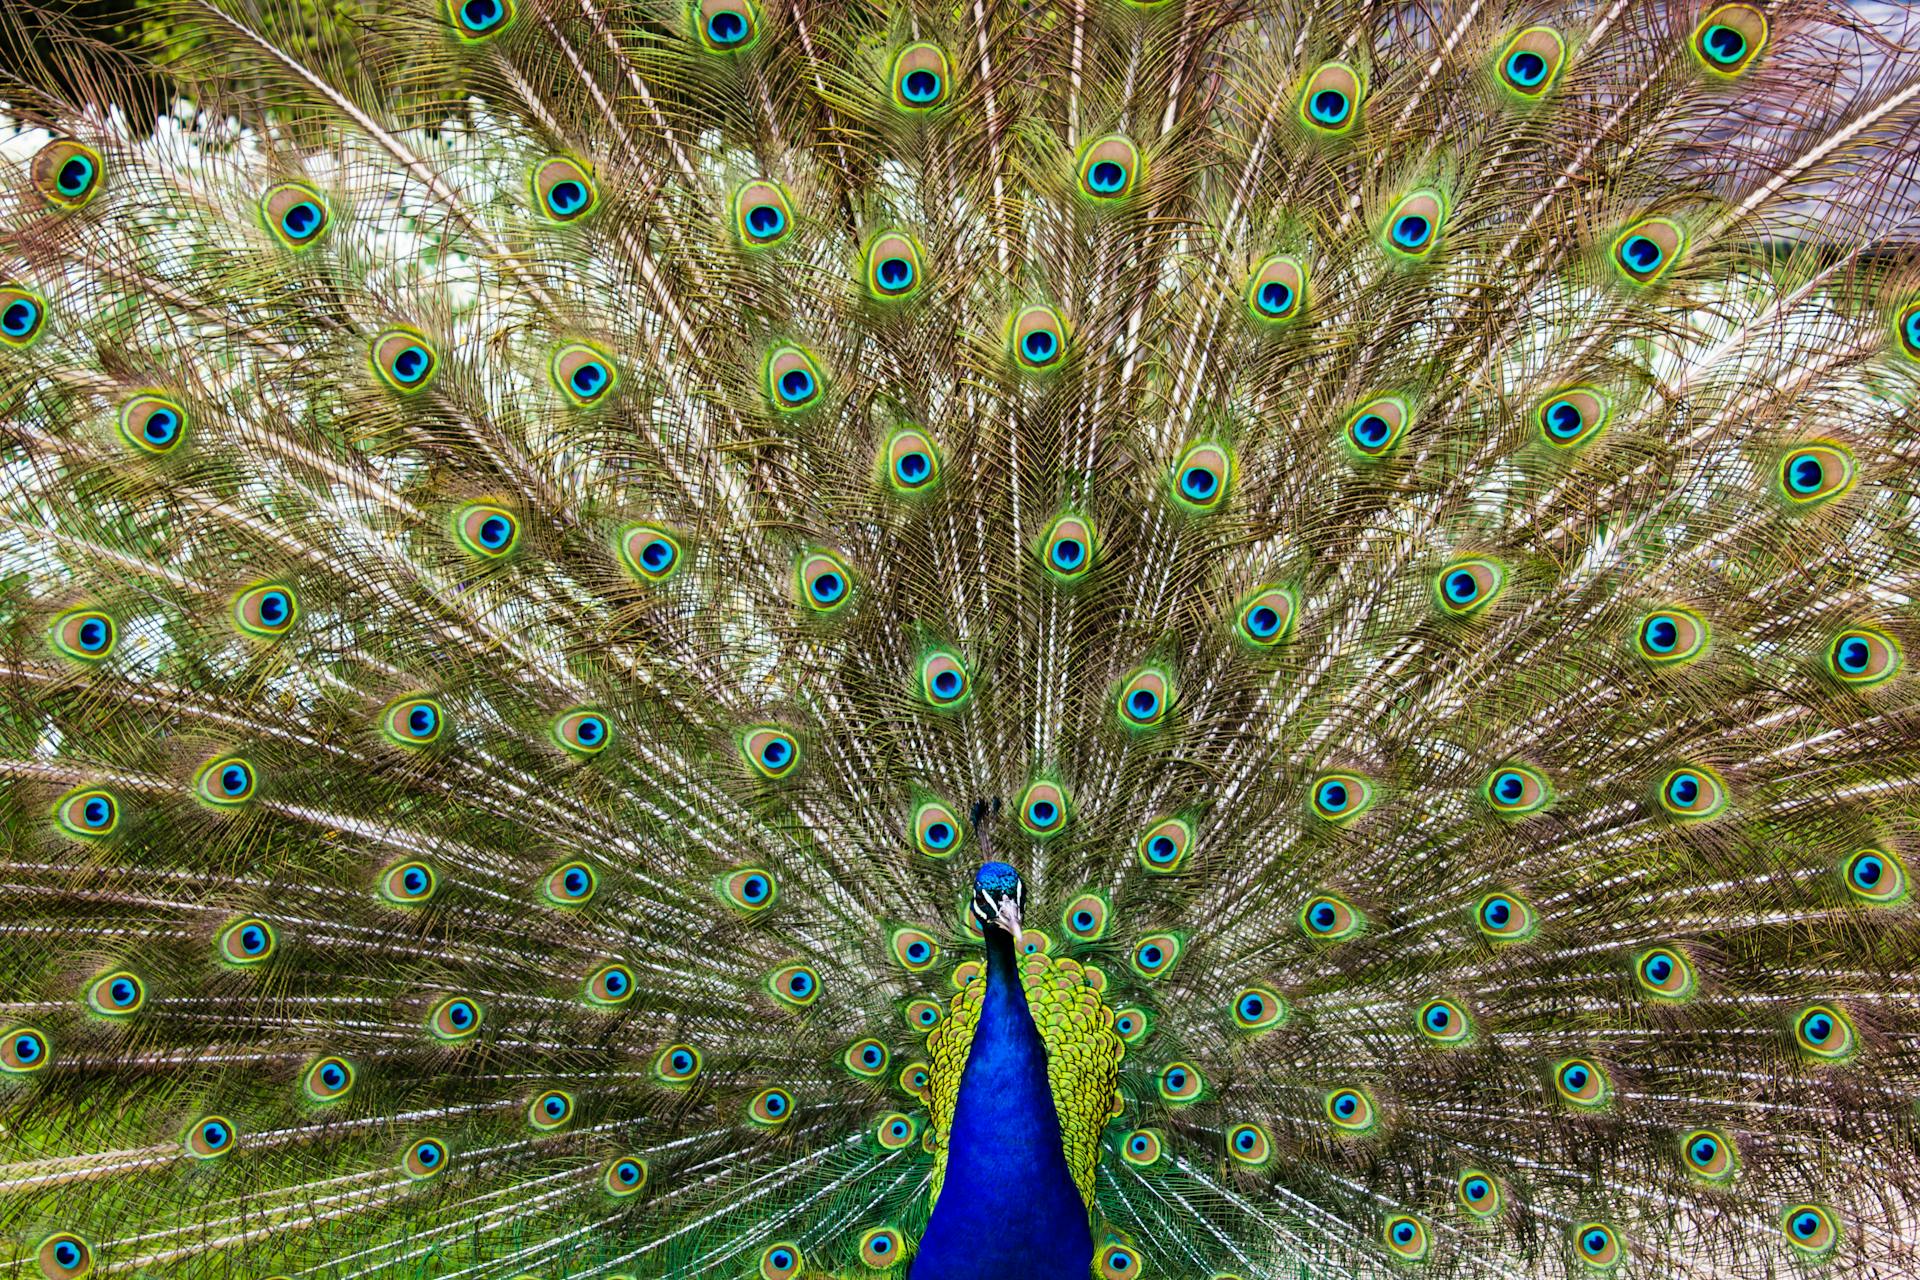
left=911, top=927, right=1092, bottom=1280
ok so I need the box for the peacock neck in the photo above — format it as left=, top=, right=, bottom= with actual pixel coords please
left=912, top=927, right=1093, bottom=1280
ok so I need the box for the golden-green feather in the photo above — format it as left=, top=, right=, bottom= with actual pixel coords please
left=2, top=0, right=1920, bottom=1277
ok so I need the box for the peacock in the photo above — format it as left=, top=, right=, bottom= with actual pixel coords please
left=3, top=0, right=1920, bottom=1275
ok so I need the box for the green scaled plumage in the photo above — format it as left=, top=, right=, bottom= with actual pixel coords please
left=3, top=0, right=1920, bottom=1277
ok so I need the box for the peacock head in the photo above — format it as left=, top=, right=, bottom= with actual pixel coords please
left=971, top=861, right=1025, bottom=936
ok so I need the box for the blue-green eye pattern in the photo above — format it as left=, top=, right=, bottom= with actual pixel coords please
left=1780, top=1204, right=1838, bottom=1258
left=119, top=393, right=188, bottom=454
left=1897, top=298, right=1920, bottom=361
left=1298, top=62, right=1361, bottom=133
left=1691, top=5, right=1768, bottom=76
left=891, top=43, right=952, bottom=110
left=696, top=0, right=761, bottom=53
left=371, top=329, right=438, bottom=393
left=1246, top=255, right=1307, bottom=325
left=1658, top=765, right=1728, bottom=820
left=1826, top=626, right=1901, bottom=686
left=0, top=283, right=48, bottom=348
left=32, top=139, right=104, bottom=209
left=1842, top=847, right=1909, bottom=905
left=1538, top=386, right=1609, bottom=448
left=1383, top=191, right=1444, bottom=259
left=1611, top=218, right=1685, bottom=286
left=86, top=970, right=145, bottom=1017
left=448, top=0, right=515, bottom=39
left=1777, top=443, right=1855, bottom=504
left=262, top=181, right=329, bottom=248
left=1078, top=134, right=1142, bottom=201
left=532, top=157, right=596, bottom=221
left=1497, top=28, right=1566, bottom=98
left=1436, top=558, right=1505, bottom=615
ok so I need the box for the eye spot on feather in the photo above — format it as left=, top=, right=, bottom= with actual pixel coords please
left=891, top=41, right=952, bottom=110
left=1383, top=1214, right=1430, bottom=1260
left=1300, top=893, right=1363, bottom=941
left=875, top=1112, right=917, bottom=1150
left=1136, top=818, right=1192, bottom=873
left=1128, top=934, right=1181, bottom=981
left=527, top=1088, right=573, bottom=1130
left=1497, top=27, right=1566, bottom=98
left=54, top=788, right=119, bottom=841
left=655, top=1043, right=702, bottom=1084
left=1826, top=626, right=1901, bottom=687
left=1633, top=947, right=1697, bottom=1001
left=1777, top=442, right=1857, bottom=506
left=1096, top=1243, right=1139, bottom=1279
left=1484, top=764, right=1551, bottom=816
left=532, top=157, right=596, bottom=222
left=382, top=696, right=444, bottom=747
left=1572, top=1221, right=1624, bottom=1270
left=184, top=1114, right=237, bottom=1159
left=0, top=283, right=48, bottom=348
left=1842, top=847, right=1908, bottom=905
left=1343, top=395, right=1411, bottom=461
left=447, top=0, right=515, bottom=39
left=219, top=918, right=277, bottom=966
left=118, top=393, right=188, bottom=455
left=797, top=550, right=853, bottom=613
left=859, top=1226, right=906, bottom=1268
left=1011, top=305, right=1067, bottom=370
left=1078, top=134, right=1142, bottom=201
left=1, top=1026, right=52, bottom=1074
left=845, top=1038, right=889, bottom=1077
left=1309, top=773, right=1374, bottom=824
left=696, top=0, right=761, bottom=53
left=1611, top=218, right=1685, bottom=286
left=1382, top=191, right=1444, bottom=259
left=454, top=503, right=519, bottom=558
left=1231, top=986, right=1286, bottom=1033
left=261, top=180, right=330, bottom=248
left=544, top=861, right=597, bottom=907
left=1246, top=255, right=1307, bottom=325
left=890, top=928, right=940, bottom=972
left=1552, top=1056, right=1610, bottom=1109
left=1898, top=299, right=1920, bottom=361
left=585, top=962, right=635, bottom=1006
left=1172, top=442, right=1231, bottom=510
left=905, top=998, right=943, bottom=1032
left=1040, top=513, right=1096, bottom=581
left=604, top=1155, right=647, bottom=1197
left=1113, top=1007, right=1151, bottom=1044
left=370, top=329, right=438, bottom=393
left=1116, top=666, right=1173, bottom=728
left=882, top=426, right=941, bottom=495
left=193, top=755, right=257, bottom=808
left=1157, top=1060, right=1202, bottom=1104
left=920, top=651, right=969, bottom=708
left=1298, top=62, right=1361, bottom=133
left=618, top=524, right=683, bottom=583
left=748, top=1085, right=794, bottom=1126
left=303, top=1055, right=355, bottom=1102
left=767, top=963, right=820, bottom=1007
left=1635, top=606, right=1708, bottom=664
left=1792, top=1004, right=1857, bottom=1062
left=1227, top=1122, right=1272, bottom=1168
left=1681, top=1128, right=1738, bottom=1183
left=378, top=859, right=438, bottom=906
left=734, top=179, right=792, bottom=246
left=51, top=608, right=116, bottom=662
left=1474, top=890, right=1537, bottom=942
left=551, top=343, right=618, bottom=407
left=233, top=585, right=297, bottom=638
left=1120, top=1128, right=1163, bottom=1166
left=1781, top=1204, right=1839, bottom=1258
left=1435, top=558, right=1505, bottom=615
left=1537, top=386, right=1609, bottom=448
left=86, top=970, right=145, bottom=1018
left=1416, top=997, right=1473, bottom=1045
left=1458, top=1170, right=1502, bottom=1218
left=758, top=1243, right=802, bottom=1280
left=402, top=1136, right=449, bottom=1179
left=1324, top=1085, right=1376, bottom=1134
left=426, top=994, right=484, bottom=1042
left=1690, top=4, right=1767, bottom=76
left=37, top=1232, right=94, bottom=1280
left=1656, top=765, right=1727, bottom=820
left=913, top=800, right=963, bottom=858
left=31, top=139, right=104, bottom=209
left=1018, top=780, right=1070, bottom=838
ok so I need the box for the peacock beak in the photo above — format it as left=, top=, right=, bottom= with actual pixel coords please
left=973, top=889, right=1023, bottom=936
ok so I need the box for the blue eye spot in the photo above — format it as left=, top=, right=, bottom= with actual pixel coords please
left=1704, top=24, right=1745, bottom=63
left=1312, top=903, right=1336, bottom=929
left=144, top=409, right=178, bottom=445
left=548, top=180, right=586, bottom=215
left=789, top=973, right=811, bottom=995
left=54, top=1243, right=79, bottom=1267
left=259, top=592, right=288, bottom=624
left=1507, top=51, right=1546, bottom=85
left=3, top=300, right=38, bottom=335
left=1318, top=781, right=1348, bottom=811
left=761, top=739, right=791, bottom=767
left=449, top=1002, right=474, bottom=1027
left=1030, top=800, right=1057, bottom=825
left=1668, top=773, right=1699, bottom=805
left=1180, top=466, right=1218, bottom=499
left=808, top=572, right=843, bottom=603
left=59, top=156, right=93, bottom=195
left=1088, top=160, right=1126, bottom=193
left=1148, top=836, right=1177, bottom=862
left=1805, top=1014, right=1832, bottom=1042
left=1073, top=910, right=1094, bottom=929
left=1583, top=1230, right=1609, bottom=1255
left=1426, top=1006, right=1450, bottom=1030
left=1562, top=1064, right=1589, bottom=1090
left=1467, top=1179, right=1488, bottom=1198
left=1353, top=414, right=1390, bottom=448
left=877, top=256, right=914, bottom=289
left=283, top=201, right=321, bottom=236
left=902, top=69, right=941, bottom=102
left=895, top=451, right=931, bottom=483
left=1790, top=457, right=1823, bottom=492
left=1023, top=330, right=1057, bottom=362
left=708, top=9, right=746, bottom=43
left=1128, top=689, right=1159, bottom=718
left=392, top=346, right=429, bottom=383
left=1838, top=638, right=1870, bottom=672
left=111, top=979, right=135, bottom=1003
left=1257, top=281, right=1291, bottom=314
left=1853, top=855, right=1884, bottom=888
left=1050, top=538, right=1084, bottom=569
left=1446, top=570, right=1478, bottom=603
left=1793, top=1212, right=1819, bottom=1238
left=1333, top=1092, right=1356, bottom=1116
left=1394, top=215, right=1430, bottom=247
left=1394, top=1222, right=1416, bottom=1244
left=933, top=670, right=960, bottom=697
left=748, top=204, right=784, bottom=236
left=1622, top=235, right=1662, bottom=271
left=322, top=1063, right=344, bottom=1087
left=925, top=821, right=954, bottom=848
left=240, top=926, right=266, bottom=953
left=78, top=619, right=108, bottom=650
left=571, top=363, right=607, bottom=396
left=1546, top=400, right=1583, bottom=437
left=1239, top=994, right=1264, bottom=1018
left=83, top=797, right=112, bottom=827
left=409, top=706, right=437, bottom=736
left=1311, top=89, right=1349, bottom=124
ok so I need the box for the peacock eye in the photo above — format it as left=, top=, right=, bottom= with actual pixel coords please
left=379, top=859, right=438, bottom=905
left=767, top=963, right=820, bottom=1007
left=796, top=550, right=853, bottom=612
left=1115, top=666, right=1173, bottom=728
left=1553, top=1056, right=1611, bottom=1108
left=1017, top=780, right=1070, bottom=838
left=696, top=0, right=761, bottom=53
left=1383, top=191, right=1445, bottom=258
left=32, top=139, right=105, bottom=209
left=1657, top=765, right=1728, bottom=819
left=1232, top=986, right=1286, bottom=1032
left=1636, top=606, right=1709, bottom=664
left=1779, top=1204, right=1838, bottom=1258
left=655, top=1042, right=702, bottom=1084
left=52, top=608, right=116, bottom=661
left=1298, top=62, right=1361, bottom=133
left=527, top=1088, right=574, bottom=1130
left=1040, top=513, right=1096, bottom=581
left=604, top=1155, right=648, bottom=1197
left=1383, top=1215, right=1430, bottom=1260
left=532, top=157, right=597, bottom=222
left=1128, top=933, right=1182, bottom=981
left=553, top=709, right=612, bottom=755
left=1324, top=1085, right=1376, bottom=1133
left=54, top=788, right=120, bottom=840
left=1300, top=892, right=1363, bottom=941
left=454, top=503, right=519, bottom=558
left=1484, top=764, right=1551, bottom=815
left=1792, top=1003, right=1857, bottom=1062
left=1, top=1026, right=52, bottom=1074
left=1120, top=1128, right=1162, bottom=1166
left=1691, top=4, right=1768, bottom=76
left=843, top=1039, right=890, bottom=1078
left=876, top=1112, right=917, bottom=1149
left=234, top=585, right=298, bottom=637
left=864, top=231, right=925, bottom=301
left=118, top=393, right=188, bottom=455
left=1538, top=386, right=1609, bottom=448
left=1497, top=27, right=1566, bottom=97
left=185, top=1114, right=237, bottom=1159
left=618, top=524, right=683, bottom=583
left=920, top=651, right=970, bottom=708
left=0, top=283, right=48, bottom=349
left=371, top=329, right=439, bottom=393
left=1842, top=846, right=1909, bottom=905
left=759, top=1243, right=803, bottom=1280
left=1458, top=1169, right=1502, bottom=1217
left=1416, top=997, right=1473, bottom=1045
left=261, top=180, right=330, bottom=248
left=1246, top=255, right=1307, bottom=325
left=1343, top=395, right=1412, bottom=460
left=1309, top=772, right=1375, bottom=823
left=742, top=727, right=801, bottom=778
left=890, top=928, right=940, bottom=973
left=734, top=179, right=792, bottom=246
left=426, top=994, right=485, bottom=1041
left=1112, top=1006, right=1151, bottom=1044
left=1633, top=946, right=1697, bottom=1001
left=1474, top=889, right=1538, bottom=942
left=1826, top=626, right=1901, bottom=686
left=383, top=696, right=445, bottom=747
left=1572, top=1221, right=1623, bottom=1269
left=304, top=1054, right=355, bottom=1102
left=891, top=41, right=952, bottom=110
left=1157, top=1060, right=1203, bottom=1104
left=748, top=1085, right=795, bottom=1126
left=584, top=961, right=635, bottom=1006
left=1612, top=218, right=1686, bottom=286
left=403, top=1136, right=449, bottom=1179
left=912, top=799, right=963, bottom=858
left=765, top=344, right=825, bottom=411
left=447, top=0, right=515, bottom=39
left=1681, top=1127, right=1738, bottom=1182
left=219, top=917, right=277, bottom=966
left=1136, top=817, right=1193, bottom=873
left=37, top=1232, right=94, bottom=1280
left=545, top=860, right=598, bottom=906
left=1078, top=133, right=1142, bottom=201
left=551, top=343, right=617, bottom=406
left=1435, top=558, right=1505, bottom=615
left=1011, top=304, right=1067, bottom=370
left=86, top=970, right=146, bottom=1017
